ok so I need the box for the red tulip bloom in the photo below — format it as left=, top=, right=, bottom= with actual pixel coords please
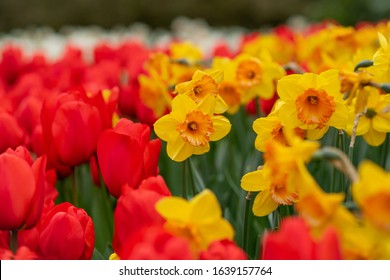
left=200, top=239, right=247, bottom=260
left=0, top=109, right=25, bottom=153
left=113, top=186, right=169, bottom=255
left=0, top=147, right=46, bottom=230
left=38, top=202, right=94, bottom=260
left=261, top=217, right=342, bottom=260
left=0, top=246, right=38, bottom=260
left=41, top=89, right=102, bottom=168
left=119, top=225, right=193, bottom=260
left=97, top=118, right=161, bottom=198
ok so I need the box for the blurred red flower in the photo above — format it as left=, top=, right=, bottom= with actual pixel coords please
left=200, top=239, right=247, bottom=260
left=261, top=217, right=342, bottom=260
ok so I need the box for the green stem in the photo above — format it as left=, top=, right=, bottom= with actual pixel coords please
left=71, top=168, right=79, bottom=207
left=243, top=192, right=252, bottom=254
left=337, top=130, right=345, bottom=194
left=381, top=134, right=389, bottom=168
left=188, top=159, right=196, bottom=197
left=181, top=160, right=187, bottom=199
left=254, top=97, right=262, bottom=118
left=10, top=230, right=18, bottom=254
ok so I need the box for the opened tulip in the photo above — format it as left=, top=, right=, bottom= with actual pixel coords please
left=0, top=147, right=46, bottom=230
left=97, top=118, right=161, bottom=198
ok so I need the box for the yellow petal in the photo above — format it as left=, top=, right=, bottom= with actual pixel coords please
left=209, top=69, right=224, bottom=84
left=372, top=114, right=390, bottom=132
left=277, top=74, right=306, bottom=100
left=167, top=136, right=194, bottom=162
left=171, top=94, right=197, bottom=121
left=190, top=189, right=221, bottom=223
left=277, top=101, right=301, bottom=128
left=197, top=94, right=216, bottom=115
left=241, top=169, right=269, bottom=192
left=214, top=95, right=228, bottom=114
left=156, top=196, right=191, bottom=222
left=328, top=102, right=348, bottom=129
left=153, top=115, right=178, bottom=141
left=363, top=126, right=386, bottom=146
left=210, top=115, right=231, bottom=141
left=192, top=144, right=210, bottom=155
left=306, top=126, right=329, bottom=140
left=252, top=189, right=279, bottom=216
left=197, top=219, right=234, bottom=249
left=175, top=80, right=193, bottom=95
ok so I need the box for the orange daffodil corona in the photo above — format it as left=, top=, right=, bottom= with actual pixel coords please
left=154, top=94, right=231, bottom=162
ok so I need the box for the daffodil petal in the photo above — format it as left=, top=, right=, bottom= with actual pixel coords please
left=153, top=115, right=178, bottom=141
left=190, top=189, right=221, bottom=223
left=171, top=94, right=197, bottom=121
left=210, top=115, right=231, bottom=141
left=156, top=196, right=191, bottom=222
left=175, top=80, right=193, bottom=95
left=198, top=94, right=217, bottom=115
left=241, top=169, right=268, bottom=192
left=306, top=126, right=329, bottom=140
left=167, top=136, right=193, bottom=162
left=363, top=126, right=386, bottom=146
left=214, top=95, right=228, bottom=114
left=193, top=144, right=210, bottom=155
left=373, top=115, right=390, bottom=132
left=277, top=74, right=306, bottom=100
left=252, top=189, right=279, bottom=216
left=197, top=219, right=234, bottom=250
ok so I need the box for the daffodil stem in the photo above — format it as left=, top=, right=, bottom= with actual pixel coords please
left=243, top=192, right=252, bottom=254
left=10, top=229, right=18, bottom=254
left=255, top=97, right=262, bottom=118
left=188, top=158, right=196, bottom=196
left=337, top=130, right=346, bottom=194
left=182, top=160, right=188, bottom=199
left=381, top=134, right=389, bottom=168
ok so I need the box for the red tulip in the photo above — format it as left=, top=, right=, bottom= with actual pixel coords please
left=0, top=246, right=38, bottom=260
left=261, top=217, right=342, bottom=260
left=113, top=187, right=168, bottom=255
left=200, top=239, right=248, bottom=260
left=97, top=118, right=161, bottom=198
left=41, top=89, right=102, bottom=168
left=0, top=109, right=25, bottom=153
left=0, top=147, right=46, bottom=230
left=119, top=225, right=193, bottom=260
left=38, top=202, right=94, bottom=260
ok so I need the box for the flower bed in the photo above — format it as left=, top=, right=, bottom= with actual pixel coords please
left=1, top=18, right=390, bottom=260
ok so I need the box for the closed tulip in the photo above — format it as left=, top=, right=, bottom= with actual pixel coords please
left=41, top=89, right=102, bottom=169
left=38, top=202, right=94, bottom=260
left=0, top=147, right=46, bottom=230
left=97, top=118, right=161, bottom=198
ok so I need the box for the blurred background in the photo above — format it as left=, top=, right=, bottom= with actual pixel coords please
left=0, top=0, right=389, bottom=32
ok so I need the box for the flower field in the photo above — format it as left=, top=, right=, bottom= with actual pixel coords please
left=1, top=18, right=390, bottom=260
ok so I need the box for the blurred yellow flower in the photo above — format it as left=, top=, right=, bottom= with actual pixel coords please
left=154, top=94, right=231, bottom=162
left=346, top=87, right=390, bottom=146
left=156, top=189, right=234, bottom=251
left=353, top=161, right=390, bottom=232
left=277, top=69, right=348, bottom=139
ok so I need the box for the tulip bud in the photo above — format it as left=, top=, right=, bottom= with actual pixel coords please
left=0, top=147, right=46, bottom=230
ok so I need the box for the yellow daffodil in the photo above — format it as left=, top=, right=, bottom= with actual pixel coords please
left=277, top=69, right=348, bottom=140
left=241, top=129, right=319, bottom=216
left=346, top=87, right=390, bottom=146
left=372, top=32, right=390, bottom=82
left=252, top=103, right=305, bottom=152
left=175, top=69, right=228, bottom=114
left=139, top=73, right=172, bottom=117
left=170, top=41, right=204, bottom=65
left=155, top=189, right=234, bottom=252
left=154, top=94, right=231, bottom=162
left=353, top=161, right=390, bottom=232
left=228, top=53, right=285, bottom=103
